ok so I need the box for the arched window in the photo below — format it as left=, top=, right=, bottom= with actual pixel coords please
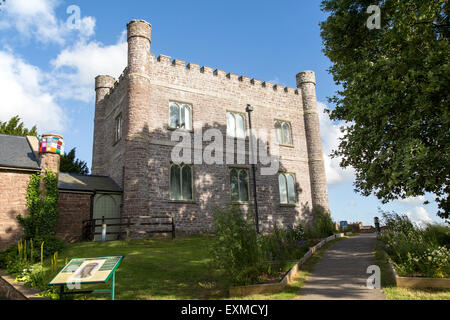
left=274, top=120, right=293, bottom=145
left=170, top=163, right=193, bottom=201
left=278, top=173, right=296, bottom=204
left=169, top=102, right=192, bottom=130
left=226, top=112, right=246, bottom=139
left=114, top=113, right=123, bottom=143
left=230, top=168, right=249, bottom=202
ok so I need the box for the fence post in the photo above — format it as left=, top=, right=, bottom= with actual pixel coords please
left=127, top=217, right=131, bottom=241
left=91, top=219, right=95, bottom=241
left=101, top=216, right=106, bottom=242
left=171, top=218, right=175, bottom=240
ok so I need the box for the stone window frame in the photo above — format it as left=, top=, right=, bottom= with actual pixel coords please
left=168, top=100, right=193, bottom=132
left=169, top=162, right=195, bottom=203
left=114, top=113, right=123, bottom=144
left=226, top=111, right=247, bottom=140
left=228, top=166, right=250, bottom=204
left=278, top=172, right=297, bottom=206
left=274, top=119, right=294, bottom=147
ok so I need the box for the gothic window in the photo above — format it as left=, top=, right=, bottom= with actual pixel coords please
left=114, top=113, right=122, bottom=143
left=274, top=120, right=293, bottom=146
left=227, top=112, right=246, bottom=139
left=278, top=173, right=296, bottom=204
left=230, top=168, right=249, bottom=203
left=170, top=163, right=194, bottom=201
left=169, top=102, right=192, bottom=130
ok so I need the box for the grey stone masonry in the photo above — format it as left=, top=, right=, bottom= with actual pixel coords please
left=92, top=19, right=330, bottom=237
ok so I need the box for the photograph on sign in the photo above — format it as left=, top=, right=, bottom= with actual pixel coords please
left=49, top=256, right=123, bottom=285
left=69, top=259, right=106, bottom=282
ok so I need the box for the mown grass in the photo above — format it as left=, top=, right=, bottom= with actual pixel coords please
left=36, top=235, right=345, bottom=300
left=43, top=235, right=228, bottom=300
left=374, top=241, right=450, bottom=300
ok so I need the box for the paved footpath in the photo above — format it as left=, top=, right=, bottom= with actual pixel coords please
left=297, top=233, right=386, bottom=300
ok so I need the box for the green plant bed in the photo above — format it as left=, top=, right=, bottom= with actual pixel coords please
left=228, top=237, right=346, bottom=300
left=253, top=240, right=319, bottom=285
left=374, top=241, right=450, bottom=300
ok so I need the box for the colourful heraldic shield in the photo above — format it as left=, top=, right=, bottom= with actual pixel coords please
left=39, top=135, right=65, bottom=155
left=49, top=256, right=124, bottom=285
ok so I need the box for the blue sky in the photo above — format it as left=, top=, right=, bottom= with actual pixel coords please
left=0, top=0, right=442, bottom=226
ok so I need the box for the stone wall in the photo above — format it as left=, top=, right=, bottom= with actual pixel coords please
left=57, top=192, right=92, bottom=242
left=92, top=20, right=330, bottom=236
left=0, top=171, right=93, bottom=249
left=0, top=170, right=32, bottom=250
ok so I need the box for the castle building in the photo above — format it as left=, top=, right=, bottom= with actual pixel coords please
left=92, top=20, right=329, bottom=236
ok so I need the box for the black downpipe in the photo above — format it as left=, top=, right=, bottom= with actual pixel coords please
left=246, top=104, right=259, bottom=234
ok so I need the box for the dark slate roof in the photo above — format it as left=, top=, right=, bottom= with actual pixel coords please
left=58, top=173, right=122, bottom=193
left=0, top=134, right=40, bottom=170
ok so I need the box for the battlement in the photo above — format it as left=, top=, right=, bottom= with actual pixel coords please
left=153, top=54, right=299, bottom=96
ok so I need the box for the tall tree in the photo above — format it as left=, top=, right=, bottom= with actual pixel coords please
left=0, top=115, right=38, bottom=137
left=320, top=0, right=449, bottom=220
left=60, top=148, right=89, bottom=175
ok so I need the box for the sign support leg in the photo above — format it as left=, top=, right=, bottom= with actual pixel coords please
left=111, top=271, right=115, bottom=300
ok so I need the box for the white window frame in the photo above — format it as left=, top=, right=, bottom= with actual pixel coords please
left=169, top=163, right=194, bottom=201
left=229, top=167, right=250, bottom=203
left=278, top=172, right=297, bottom=205
left=114, top=113, right=123, bottom=143
left=226, top=111, right=246, bottom=139
left=274, top=120, right=293, bottom=146
left=169, top=101, right=192, bottom=131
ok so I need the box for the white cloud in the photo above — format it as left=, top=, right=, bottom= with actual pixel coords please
left=0, top=0, right=96, bottom=45
left=0, top=50, right=66, bottom=132
left=397, top=195, right=426, bottom=206
left=405, top=206, right=433, bottom=228
left=51, top=33, right=128, bottom=102
left=317, top=101, right=355, bottom=185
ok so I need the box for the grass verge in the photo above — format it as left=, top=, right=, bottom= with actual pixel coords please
left=374, top=241, right=450, bottom=300
left=41, top=235, right=228, bottom=300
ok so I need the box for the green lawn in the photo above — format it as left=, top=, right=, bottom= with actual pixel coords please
left=36, top=235, right=346, bottom=300
left=374, top=242, right=450, bottom=300
left=45, top=235, right=229, bottom=300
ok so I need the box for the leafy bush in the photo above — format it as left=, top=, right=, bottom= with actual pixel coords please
left=306, top=207, right=335, bottom=239
left=34, top=236, right=65, bottom=259
left=0, top=245, right=17, bottom=269
left=424, top=224, right=450, bottom=248
left=210, top=205, right=312, bottom=285
left=210, top=205, right=262, bottom=285
left=17, top=171, right=59, bottom=240
left=381, top=211, right=450, bottom=278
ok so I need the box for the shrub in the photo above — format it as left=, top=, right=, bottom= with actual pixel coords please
left=381, top=211, right=450, bottom=278
left=17, top=171, right=59, bottom=240
left=306, top=207, right=335, bottom=239
left=0, top=245, right=17, bottom=269
left=210, top=205, right=262, bottom=285
left=424, top=224, right=450, bottom=248
left=259, top=224, right=308, bottom=275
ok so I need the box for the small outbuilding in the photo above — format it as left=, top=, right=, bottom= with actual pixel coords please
left=0, top=133, right=122, bottom=250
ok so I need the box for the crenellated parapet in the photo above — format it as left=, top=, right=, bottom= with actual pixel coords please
left=152, top=54, right=299, bottom=96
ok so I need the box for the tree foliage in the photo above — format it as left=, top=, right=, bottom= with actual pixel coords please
left=320, top=0, right=449, bottom=220
left=59, top=148, right=89, bottom=175
left=0, top=115, right=38, bottom=137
